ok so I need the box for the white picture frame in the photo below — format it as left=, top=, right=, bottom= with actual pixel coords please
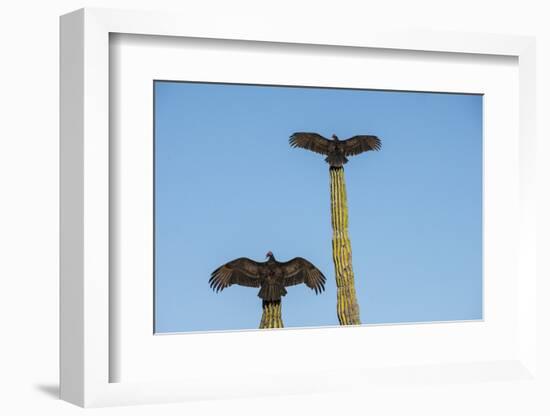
left=60, top=7, right=538, bottom=408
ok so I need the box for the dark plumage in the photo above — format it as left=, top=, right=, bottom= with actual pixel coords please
left=209, top=252, right=326, bottom=301
left=289, top=132, right=381, bottom=167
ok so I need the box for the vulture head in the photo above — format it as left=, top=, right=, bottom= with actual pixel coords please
left=266, top=251, right=274, bottom=260
left=331, top=134, right=339, bottom=140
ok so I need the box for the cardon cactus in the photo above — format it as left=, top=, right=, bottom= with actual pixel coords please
left=259, top=300, right=284, bottom=328
left=289, top=132, right=381, bottom=326
left=329, top=167, right=361, bottom=325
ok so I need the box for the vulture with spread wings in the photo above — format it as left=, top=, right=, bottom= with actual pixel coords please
left=289, top=132, right=381, bottom=167
left=209, top=251, right=326, bottom=301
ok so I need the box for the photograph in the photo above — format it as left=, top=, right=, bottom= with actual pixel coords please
left=153, top=80, right=483, bottom=333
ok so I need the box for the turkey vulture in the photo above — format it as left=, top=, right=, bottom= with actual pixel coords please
left=289, top=132, right=381, bottom=167
left=209, top=251, right=326, bottom=301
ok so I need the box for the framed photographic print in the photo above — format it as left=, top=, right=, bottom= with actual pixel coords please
left=60, top=8, right=538, bottom=408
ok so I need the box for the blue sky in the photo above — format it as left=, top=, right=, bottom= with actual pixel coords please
left=154, top=81, right=483, bottom=333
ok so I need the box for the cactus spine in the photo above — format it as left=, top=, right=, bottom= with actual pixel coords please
left=259, top=300, right=284, bottom=329
left=329, top=167, right=361, bottom=325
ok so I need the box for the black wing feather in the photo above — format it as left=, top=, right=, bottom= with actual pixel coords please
left=341, top=135, right=381, bottom=156
left=209, top=257, right=263, bottom=292
left=289, top=132, right=331, bottom=156
left=281, top=257, right=326, bottom=294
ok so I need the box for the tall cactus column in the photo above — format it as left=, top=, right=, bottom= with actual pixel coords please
left=259, top=300, right=284, bottom=329
left=329, top=167, right=361, bottom=325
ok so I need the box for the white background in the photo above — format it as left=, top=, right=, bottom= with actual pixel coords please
left=1, top=1, right=549, bottom=415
